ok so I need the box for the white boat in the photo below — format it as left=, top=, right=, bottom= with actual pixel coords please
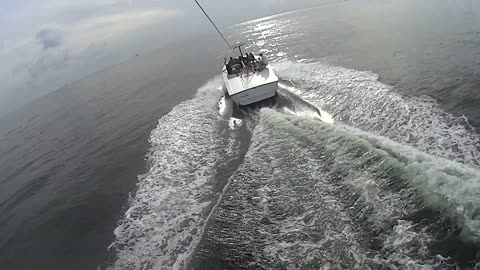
left=222, top=43, right=279, bottom=106
left=191, top=1, right=278, bottom=105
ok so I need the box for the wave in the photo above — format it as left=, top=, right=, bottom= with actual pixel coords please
left=274, top=61, right=480, bottom=169
left=192, top=108, right=480, bottom=269
left=107, top=61, right=480, bottom=269
left=106, top=78, right=249, bottom=269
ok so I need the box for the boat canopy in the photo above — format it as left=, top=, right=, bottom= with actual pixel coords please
left=232, top=41, right=245, bottom=49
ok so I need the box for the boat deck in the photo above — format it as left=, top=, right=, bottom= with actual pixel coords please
left=222, top=65, right=278, bottom=96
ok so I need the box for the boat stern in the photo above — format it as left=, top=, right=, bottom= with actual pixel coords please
left=230, top=81, right=278, bottom=105
left=222, top=65, right=279, bottom=106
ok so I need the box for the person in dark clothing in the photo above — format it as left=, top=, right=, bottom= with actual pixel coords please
left=249, top=53, right=256, bottom=68
left=250, top=53, right=258, bottom=71
left=225, top=57, right=233, bottom=74
left=244, top=53, right=252, bottom=70
left=228, top=57, right=235, bottom=66
left=237, top=55, right=244, bottom=67
left=230, top=56, right=242, bottom=75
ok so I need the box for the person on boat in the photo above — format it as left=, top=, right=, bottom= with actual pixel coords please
left=259, top=53, right=269, bottom=65
left=258, top=53, right=268, bottom=70
left=228, top=57, right=237, bottom=74
left=231, top=56, right=242, bottom=75
left=225, top=57, right=233, bottom=74
left=245, top=53, right=252, bottom=69
left=247, top=53, right=255, bottom=69
left=246, top=53, right=256, bottom=71
left=237, top=55, right=245, bottom=67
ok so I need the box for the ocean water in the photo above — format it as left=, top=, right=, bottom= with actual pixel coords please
left=1, top=0, right=480, bottom=269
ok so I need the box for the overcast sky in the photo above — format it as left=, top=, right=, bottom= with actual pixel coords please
left=0, top=0, right=332, bottom=116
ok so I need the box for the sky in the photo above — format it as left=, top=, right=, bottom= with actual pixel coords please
left=0, top=0, right=330, bottom=116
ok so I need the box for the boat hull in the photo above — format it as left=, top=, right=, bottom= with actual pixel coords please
left=229, top=81, right=278, bottom=106
left=222, top=65, right=279, bottom=106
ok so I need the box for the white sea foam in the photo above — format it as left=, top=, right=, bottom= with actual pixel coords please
left=246, top=109, right=480, bottom=267
left=273, top=61, right=480, bottom=169
left=107, top=78, right=243, bottom=269
left=107, top=60, right=480, bottom=269
left=342, top=124, right=480, bottom=241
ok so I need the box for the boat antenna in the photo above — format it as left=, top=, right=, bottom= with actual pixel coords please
left=194, top=0, right=237, bottom=55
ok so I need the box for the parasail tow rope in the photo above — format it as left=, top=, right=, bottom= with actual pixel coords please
left=194, top=0, right=237, bottom=55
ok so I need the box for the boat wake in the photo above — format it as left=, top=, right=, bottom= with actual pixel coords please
left=106, top=61, right=480, bottom=269
left=273, top=61, right=480, bottom=169
left=106, top=78, right=250, bottom=270
left=192, top=108, right=480, bottom=269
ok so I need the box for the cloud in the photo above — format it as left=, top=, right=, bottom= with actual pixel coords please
left=0, top=6, right=181, bottom=94
left=19, top=7, right=180, bottom=80
left=72, top=9, right=180, bottom=45
left=36, top=28, right=63, bottom=49
left=0, top=2, right=187, bottom=116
